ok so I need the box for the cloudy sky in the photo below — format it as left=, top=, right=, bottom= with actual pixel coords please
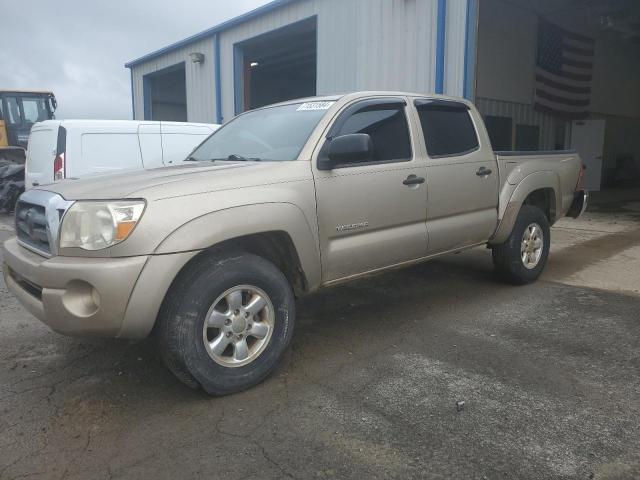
left=1, top=0, right=270, bottom=120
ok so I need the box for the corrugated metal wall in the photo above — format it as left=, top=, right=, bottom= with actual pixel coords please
left=130, top=0, right=470, bottom=123
left=217, top=0, right=455, bottom=122
left=475, top=96, right=559, bottom=150
left=444, top=0, right=468, bottom=97
left=131, top=36, right=216, bottom=123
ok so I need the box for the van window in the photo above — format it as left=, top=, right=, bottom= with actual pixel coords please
left=416, top=102, right=479, bottom=158
left=79, top=133, right=142, bottom=176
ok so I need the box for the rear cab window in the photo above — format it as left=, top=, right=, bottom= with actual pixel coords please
left=414, top=99, right=479, bottom=158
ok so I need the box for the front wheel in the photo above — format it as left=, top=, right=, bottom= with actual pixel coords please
left=492, top=205, right=550, bottom=285
left=156, top=252, right=295, bottom=396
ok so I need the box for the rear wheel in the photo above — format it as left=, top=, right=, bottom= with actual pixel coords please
left=156, top=252, right=295, bottom=396
left=492, top=205, right=550, bottom=285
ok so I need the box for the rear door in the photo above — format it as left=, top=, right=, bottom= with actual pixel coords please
left=413, top=99, right=499, bottom=254
left=160, top=123, right=216, bottom=165
left=313, top=97, right=428, bottom=281
left=25, top=123, right=59, bottom=188
left=570, top=119, right=605, bottom=191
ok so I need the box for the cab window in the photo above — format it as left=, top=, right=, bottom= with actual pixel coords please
left=4, top=97, right=20, bottom=125
left=327, top=100, right=412, bottom=165
left=22, top=98, right=49, bottom=124
left=415, top=100, right=479, bottom=158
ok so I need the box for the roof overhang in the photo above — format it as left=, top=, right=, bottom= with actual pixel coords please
left=125, top=0, right=302, bottom=69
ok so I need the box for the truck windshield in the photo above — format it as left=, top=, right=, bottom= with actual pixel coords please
left=188, top=102, right=332, bottom=162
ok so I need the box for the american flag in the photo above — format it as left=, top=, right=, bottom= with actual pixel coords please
left=534, top=19, right=595, bottom=119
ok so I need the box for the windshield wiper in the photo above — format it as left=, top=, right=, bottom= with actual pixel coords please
left=226, top=154, right=262, bottom=162
left=203, top=154, right=263, bottom=162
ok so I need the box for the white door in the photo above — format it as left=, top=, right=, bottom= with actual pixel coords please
left=25, top=125, right=58, bottom=188
left=160, top=123, right=215, bottom=165
left=138, top=123, right=163, bottom=168
left=571, top=119, right=605, bottom=191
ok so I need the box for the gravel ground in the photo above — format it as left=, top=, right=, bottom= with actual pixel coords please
left=1, top=200, right=639, bottom=480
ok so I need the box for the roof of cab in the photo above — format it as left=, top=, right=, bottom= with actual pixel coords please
left=263, top=91, right=474, bottom=109
left=0, top=89, right=54, bottom=95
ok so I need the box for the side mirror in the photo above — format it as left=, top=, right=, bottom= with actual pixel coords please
left=318, top=133, right=373, bottom=170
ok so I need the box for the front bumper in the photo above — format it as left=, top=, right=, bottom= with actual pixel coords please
left=566, top=190, right=588, bottom=219
left=2, top=237, right=198, bottom=338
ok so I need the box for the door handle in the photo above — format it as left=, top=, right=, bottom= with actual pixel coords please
left=403, top=175, right=425, bottom=186
left=476, top=167, right=492, bottom=176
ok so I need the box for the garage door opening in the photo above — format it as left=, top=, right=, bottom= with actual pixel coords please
left=144, top=63, right=187, bottom=121
left=235, top=17, right=317, bottom=113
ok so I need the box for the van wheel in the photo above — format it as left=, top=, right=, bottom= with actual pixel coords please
left=156, top=252, right=295, bottom=396
left=492, top=205, right=550, bottom=285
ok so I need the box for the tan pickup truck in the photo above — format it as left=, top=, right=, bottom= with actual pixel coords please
left=2, top=92, right=587, bottom=395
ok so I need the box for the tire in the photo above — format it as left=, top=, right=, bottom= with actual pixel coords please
left=492, top=205, right=550, bottom=285
left=156, top=252, right=295, bottom=396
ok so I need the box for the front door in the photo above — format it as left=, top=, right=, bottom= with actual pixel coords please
left=313, top=98, right=428, bottom=282
left=571, top=119, right=605, bottom=191
left=413, top=99, right=499, bottom=254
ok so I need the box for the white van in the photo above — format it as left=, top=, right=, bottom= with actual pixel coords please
left=26, top=120, right=219, bottom=189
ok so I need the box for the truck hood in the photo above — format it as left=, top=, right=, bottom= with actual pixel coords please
left=32, top=161, right=308, bottom=201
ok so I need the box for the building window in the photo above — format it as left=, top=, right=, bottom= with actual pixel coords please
left=554, top=123, right=567, bottom=150
left=515, top=124, right=540, bottom=151
left=484, top=115, right=513, bottom=151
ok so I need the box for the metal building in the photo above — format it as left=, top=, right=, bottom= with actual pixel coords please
left=126, top=0, right=640, bottom=191
left=126, top=0, right=475, bottom=125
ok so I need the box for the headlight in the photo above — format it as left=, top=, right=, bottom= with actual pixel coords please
left=59, top=200, right=146, bottom=251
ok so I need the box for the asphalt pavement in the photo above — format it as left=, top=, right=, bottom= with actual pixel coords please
left=1, top=198, right=639, bottom=480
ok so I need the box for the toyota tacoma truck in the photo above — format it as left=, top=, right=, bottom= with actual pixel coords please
left=2, top=92, right=588, bottom=395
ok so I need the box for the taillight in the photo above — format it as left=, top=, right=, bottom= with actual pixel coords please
left=575, top=164, right=585, bottom=192
left=54, top=153, right=65, bottom=180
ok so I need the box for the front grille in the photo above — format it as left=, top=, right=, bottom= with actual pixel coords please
left=14, top=190, right=74, bottom=257
left=15, top=201, right=51, bottom=255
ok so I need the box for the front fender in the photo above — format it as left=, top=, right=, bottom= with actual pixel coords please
left=153, top=202, right=322, bottom=289
left=491, top=171, right=560, bottom=244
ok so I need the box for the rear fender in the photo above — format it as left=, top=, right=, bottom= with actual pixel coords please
left=490, top=171, right=560, bottom=245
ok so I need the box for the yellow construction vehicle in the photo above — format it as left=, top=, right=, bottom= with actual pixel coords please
left=0, top=90, right=57, bottom=163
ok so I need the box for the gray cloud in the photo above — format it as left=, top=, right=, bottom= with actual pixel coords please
left=1, top=0, right=269, bottom=119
